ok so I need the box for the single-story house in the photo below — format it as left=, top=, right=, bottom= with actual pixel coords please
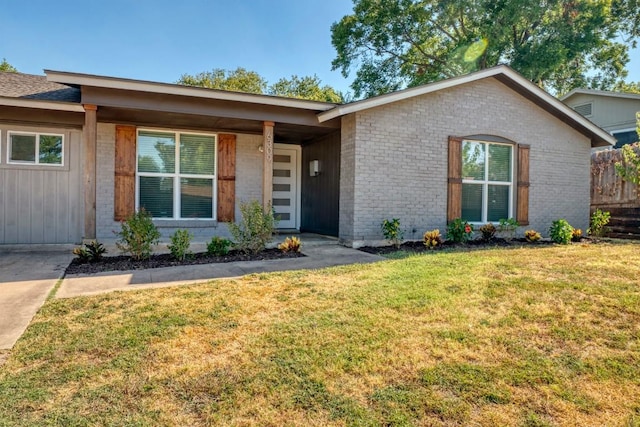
left=0, top=65, right=614, bottom=247
left=561, top=88, right=640, bottom=149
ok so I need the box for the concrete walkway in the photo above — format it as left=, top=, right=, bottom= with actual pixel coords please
left=0, top=248, right=74, bottom=349
left=57, top=245, right=385, bottom=299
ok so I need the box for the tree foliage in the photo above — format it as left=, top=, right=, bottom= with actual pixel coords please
left=614, top=80, right=640, bottom=94
left=0, top=58, right=17, bottom=72
left=177, top=67, right=343, bottom=102
left=614, top=112, right=640, bottom=185
left=331, top=0, right=640, bottom=98
left=270, top=75, right=343, bottom=103
left=177, top=67, right=267, bottom=94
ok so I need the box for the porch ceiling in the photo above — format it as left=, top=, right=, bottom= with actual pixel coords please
left=96, top=106, right=339, bottom=143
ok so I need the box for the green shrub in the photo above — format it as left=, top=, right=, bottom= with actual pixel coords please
left=549, top=219, right=574, bottom=244
left=524, top=229, right=541, bottom=243
left=73, top=240, right=107, bottom=263
left=381, top=218, right=403, bottom=248
left=478, top=223, right=497, bottom=241
left=423, top=229, right=443, bottom=249
left=588, top=209, right=611, bottom=238
left=207, top=236, right=232, bottom=256
left=229, top=200, right=277, bottom=254
left=498, top=218, right=519, bottom=240
left=114, top=209, right=161, bottom=260
left=168, top=229, right=193, bottom=261
left=278, top=236, right=302, bottom=253
left=446, top=218, right=473, bottom=243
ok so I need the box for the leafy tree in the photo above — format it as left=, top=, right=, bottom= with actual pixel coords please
left=177, top=67, right=267, bottom=94
left=269, top=75, right=343, bottom=102
left=178, top=67, right=343, bottom=102
left=331, top=0, right=640, bottom=98
left=614, top=112, right=640, bottom=185
left=0, top=58, right=17, bottom=72
left=614, top=81, right=640, bottom=94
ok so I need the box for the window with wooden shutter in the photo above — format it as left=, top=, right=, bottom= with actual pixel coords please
left=516, top=144, right=530, bottom=226
left=217, top=134, right=236, bottom=222
left=114, top=125, right=136, bottom=221
left=447, top=136, right=463, bottom=222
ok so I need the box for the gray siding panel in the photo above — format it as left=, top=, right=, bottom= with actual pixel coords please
left=0, top=125, right=83, bottom=244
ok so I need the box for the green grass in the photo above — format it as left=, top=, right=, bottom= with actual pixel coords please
left=1, top=242, right=639, bottom=426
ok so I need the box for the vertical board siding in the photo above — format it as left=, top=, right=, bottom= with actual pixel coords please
left=301, top=131, right=340, bottom=236
left=0, top=128, right=83, bottom=244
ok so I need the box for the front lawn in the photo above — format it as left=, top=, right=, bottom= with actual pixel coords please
left=1, top=243, right=639, bottom=426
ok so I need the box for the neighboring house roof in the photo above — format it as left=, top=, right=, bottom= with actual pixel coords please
left=560, top=88, right=640, bottom=102
left=45, top=70, right=337, bottom=112
left=317, top=65, right=615, bottom=147
left=0, top=71, right=80, bottom=102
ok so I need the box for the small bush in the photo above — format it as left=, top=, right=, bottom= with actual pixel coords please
left=207, top=236, right=232, bottom=256
left=478, top=223, right=497, bottom=241
left=229, top=200, right=277, bottom=254
left=498, top=218, right=519, bottom=240
left=168, top=229, right=193, bottom=261
left=588, top=209, right=611, bottom=238
left=446, top=218, right=473, bottom=243
left=571, top=228, right=583, bottom=242
left=549, top=219, right=574, bottom=245
left=524, top=230, right=541, bottom=243
left=423, top=229, right=443, bottom=249
left=381, top=218, right=403, bottom=248
left=115, top=209, right=161, bottom=260
left=278, top=236, right=302, bottom=253
left=73, top=240, right=107, bottom=263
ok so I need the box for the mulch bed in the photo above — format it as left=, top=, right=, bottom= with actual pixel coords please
left=359, top=237, right=595, bottom=255
left=66, top=249, right=305, bottom=275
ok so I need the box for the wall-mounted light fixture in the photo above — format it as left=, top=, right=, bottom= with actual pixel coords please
left=309, top=160, right=321, bottom=177
left=258, top=145, right=264, bottom=153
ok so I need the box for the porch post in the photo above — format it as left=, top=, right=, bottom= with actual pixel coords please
left=262, top=121, right=274, bottom=209
left=83, top=104, right=98, bottom=240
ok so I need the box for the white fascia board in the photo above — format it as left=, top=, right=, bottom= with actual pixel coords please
left=317, top=66, right=507, bottom=122
left=0, top=96, right=85, bottom=112
left=318, top=65, right=616, bottom=146
left=560, top=88, right=640, bottom=102
left=45, top=70, right=337, bottom=112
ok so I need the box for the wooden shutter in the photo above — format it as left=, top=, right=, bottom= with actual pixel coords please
left=447, top=136, right=463, bottom=222
left=516, top=144, right=530, bottom=226
left=114, top=125, right=137, bottom=221
left=217, top=133, right=236, bottom=222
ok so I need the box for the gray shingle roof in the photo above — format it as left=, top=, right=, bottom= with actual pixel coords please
left=0, top=71, right=80, bottom=102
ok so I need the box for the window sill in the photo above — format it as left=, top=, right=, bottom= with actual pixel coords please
left=153, top=220, right=218, bottom=228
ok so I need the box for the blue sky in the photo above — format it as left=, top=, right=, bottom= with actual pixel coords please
left=1, top=0, right=638, bottom=96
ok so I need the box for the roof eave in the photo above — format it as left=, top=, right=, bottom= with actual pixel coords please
left=318, top=65, right=615, bottom=147
left=0, top=96, right=85, bottom=112
left=45, top=70, right=338, bottom=112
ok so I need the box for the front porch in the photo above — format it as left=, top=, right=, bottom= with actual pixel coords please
left=52, top=70, right=342, bottom=242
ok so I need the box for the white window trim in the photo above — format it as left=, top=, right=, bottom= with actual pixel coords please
left=135, top=128, right=218, bottom=221
left=7, top=131, right=65, bottom=166
left=461, top=139, right=515, bottom=225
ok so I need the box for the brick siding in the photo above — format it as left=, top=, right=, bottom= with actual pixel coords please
left=339, top=77, right=591, bottom=247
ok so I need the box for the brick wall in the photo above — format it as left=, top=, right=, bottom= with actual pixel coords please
left=339, top=77, right=591, bottom=247
left=95, top=123, right=263, bottom=242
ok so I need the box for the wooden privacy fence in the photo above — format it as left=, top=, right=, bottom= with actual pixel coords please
left=591, top=146, right=640, bottom=239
